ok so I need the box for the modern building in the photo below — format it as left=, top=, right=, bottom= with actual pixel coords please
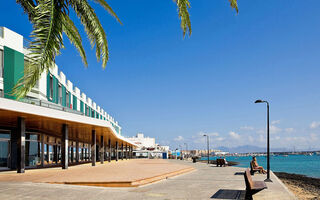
left=127, top=133, right=169, bottom=159
left=127, top=133, right=156, bottom=150
left=0, top=27, right=136, bottom=173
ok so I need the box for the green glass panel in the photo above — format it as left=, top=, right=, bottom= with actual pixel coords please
left=3, top=46, right=24, bottom=99
left=73, top=95, right=77, bottom=110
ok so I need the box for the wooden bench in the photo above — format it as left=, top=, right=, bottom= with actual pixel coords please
left=244, top=168, right=267, bottom=197
left=216, top=158, right=228, bottom=167
left=250, top=161, right=260, bottom=175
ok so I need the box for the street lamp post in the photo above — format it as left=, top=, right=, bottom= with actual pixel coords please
left=255, top=99, right=272, bottom=182
left=203, top=134, right=209, bottom=164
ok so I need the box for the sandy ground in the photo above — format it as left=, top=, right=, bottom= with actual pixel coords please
left=275, top=172, right=320, bottom=200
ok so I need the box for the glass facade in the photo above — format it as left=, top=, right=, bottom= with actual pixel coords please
left=0, top=129, right=94, bottom=171
left=25, top=133, right=41, bottom=167
left=0, top=130, right=10, bottom=168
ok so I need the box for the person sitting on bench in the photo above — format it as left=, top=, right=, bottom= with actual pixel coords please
left=251, top=156, right=266, bottom=174
left=223, top=156, right=228, bottom=166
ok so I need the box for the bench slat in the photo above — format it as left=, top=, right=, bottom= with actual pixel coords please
left=244, top=168, right=267, bottom=191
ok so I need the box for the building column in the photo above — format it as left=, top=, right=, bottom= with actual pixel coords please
left=130, top=146, right=133, bottom=159
left=115, top=141, right=118, bottom=161
left=128, top=146, right=130, bottom=159
left=76, top=139, right=79, bottom=163
left=121, top=143, right=124, bottom=160
left=40, top=134, right=44, bottom=167
left=126, top=144, right=128, bottom=160
left=91, top=130, right=96, bottom=166
left=17, top=117, right=25, bottom=173
left=108, top=139, right=111, bottom=162
left=54, top=144, right=58, bottom=164
left=100, top=135, right=104, bottom=164
left=81, top=145, right=84, bottom=162
left=61, top=124, right=68, bottom=169
left=104, top=145, right=107, bottom=161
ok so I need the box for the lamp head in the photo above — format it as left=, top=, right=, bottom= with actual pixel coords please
left=255, top=99, right=264, bottom=103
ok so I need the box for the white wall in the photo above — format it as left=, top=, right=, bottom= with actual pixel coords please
left=127, top=133, right=156, bottom=149
left=0, top=27, right=23, bottom=53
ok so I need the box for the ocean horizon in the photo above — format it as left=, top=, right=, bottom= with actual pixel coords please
left=200, top=154, right=320, bottom=178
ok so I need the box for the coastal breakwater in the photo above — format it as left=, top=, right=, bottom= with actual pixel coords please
left=275, top=172, right=320, bottom=200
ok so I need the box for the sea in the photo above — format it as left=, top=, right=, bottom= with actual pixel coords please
left=200, top=154, right=320, bottom=178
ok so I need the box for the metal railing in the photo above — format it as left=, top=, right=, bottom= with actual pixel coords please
left=19, top=97, right=84, bottom=115
left=1, top=95, right=121, bottom=135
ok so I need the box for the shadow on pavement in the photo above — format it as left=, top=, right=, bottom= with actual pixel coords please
left=211, top=189, right=247, bottom=200
left=234, top=172, right=245, bottom=175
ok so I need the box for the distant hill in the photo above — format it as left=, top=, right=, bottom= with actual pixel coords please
left=217, top=145, right=289, bottom=153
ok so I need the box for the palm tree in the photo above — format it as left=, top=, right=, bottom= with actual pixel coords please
left=14, top=0, right=238, bottom=98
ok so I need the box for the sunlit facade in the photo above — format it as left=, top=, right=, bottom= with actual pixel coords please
left=0, top=27, right=134, bottom=172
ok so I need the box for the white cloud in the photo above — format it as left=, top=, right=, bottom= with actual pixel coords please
left=216, top=137, right=225, bottom=141
left=240, top=126, right=254, bottom=131
left=310, top=121, right=320, bottom=129
left=257, top=129, right=265, bottom=135
left=270, top=125, right=281, bottom=134
left=174, top=136, right=184, bottom=141
left=285, top=128, right=294, bottom=133
left=197, top=131, right=219, bottom=137
left=229, top=131, right=240, bottom=139
left=248, top=136, right=254, bottom=142
left=259, top=134, right=264, bottom=142
left=310, top=133, right=318, bottom=141
left=271, top=120, right=281, bottom=125
left=208, top=132, right=219, bottom=137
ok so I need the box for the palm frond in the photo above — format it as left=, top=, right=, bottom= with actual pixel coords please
left=93, top=0, right=122, bottom=25
left=62, top=14, right=88, bottom=66
left=14, top=0, right=65, bottom=99
left=228, top=0, right=239, bottom=13
left=16, top=0, right=36, bottom=20
left=174, top=0, right=192, bottom=38
left=70, top=0, right=109, bottom=68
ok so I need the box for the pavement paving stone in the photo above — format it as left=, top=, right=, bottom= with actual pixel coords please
left=0, top=159, right=297, bottom=200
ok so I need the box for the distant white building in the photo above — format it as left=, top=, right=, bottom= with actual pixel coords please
left=127, top=133, right=169, bottom=159
left=127, top=133, right=155, bottom=150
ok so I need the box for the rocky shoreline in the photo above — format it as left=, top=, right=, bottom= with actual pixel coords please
left=274, top=172, right=320, bottom=200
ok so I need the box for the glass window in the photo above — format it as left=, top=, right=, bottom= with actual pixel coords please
left=0, top=131, right=10, bottom=168
left=86, top=105, right=89, bottom=116
left=58, top=84, right=62, bottom=104
left=25, top=133, right=40, bottom=167
left=49, top=76, right=53, bottom=99
left=66, top=92, right=69, bottom=108
left=0, top=49, right=3, bottom=78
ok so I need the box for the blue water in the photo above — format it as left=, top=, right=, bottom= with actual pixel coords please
left=200, top=154, right=320, bottom=178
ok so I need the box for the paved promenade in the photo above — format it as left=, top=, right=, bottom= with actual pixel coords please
left=0, top=159, right=296, bottom=200
left=0, top=159, right=194, bottom=186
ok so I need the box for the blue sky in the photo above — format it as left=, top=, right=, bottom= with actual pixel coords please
left=2, top=0, right=320, bottom=151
